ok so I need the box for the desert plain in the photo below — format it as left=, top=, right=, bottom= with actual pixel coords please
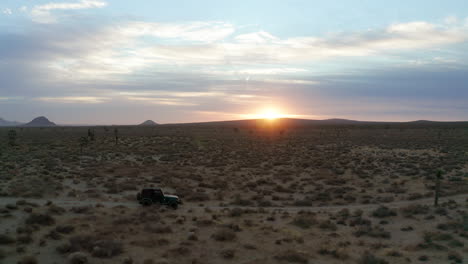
left=0, top=120, right=467, bottom=264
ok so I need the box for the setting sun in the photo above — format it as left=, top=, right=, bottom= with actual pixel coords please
left=259, top=109, right=283, bottom=120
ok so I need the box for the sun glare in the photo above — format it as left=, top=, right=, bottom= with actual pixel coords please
left=258, top=108, right=283, bottom=120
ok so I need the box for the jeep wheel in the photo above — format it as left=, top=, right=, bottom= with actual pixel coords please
left=141, top=198, right=152, bottom=206
left=170, top=202, right=178, bottom=210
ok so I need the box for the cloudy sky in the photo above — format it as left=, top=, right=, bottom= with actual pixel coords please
left=1, top=0, right=467, bottom=124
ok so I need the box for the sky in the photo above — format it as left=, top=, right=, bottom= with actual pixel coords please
left=0, top=0, right=468, bottom=124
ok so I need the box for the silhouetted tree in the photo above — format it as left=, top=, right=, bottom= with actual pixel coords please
left=79, top=136, right=88, bottom=154
left=7, top=130, right=17, bottom=146
left=88, top=128, right=95, bottom=141
left=114, top=128, right=119, bottom=145
left=434, top=170, right=443, bottom=207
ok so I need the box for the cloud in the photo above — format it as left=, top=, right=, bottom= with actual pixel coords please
left=2, top=8, right=12, bottom=15
left=1, top=15, right=468, bottom=123
left=7, top=17, right=466, bottom=83
left=117, top=21, right=235, bottom=43
left=31, top=0, right=107, bottom=23
left=36, top=96, right=110, bottom=103
left=235, top=31, right=278, bottom=44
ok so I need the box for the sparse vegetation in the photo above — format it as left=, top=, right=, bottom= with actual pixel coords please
left=0, top=123, right=466, bottom=264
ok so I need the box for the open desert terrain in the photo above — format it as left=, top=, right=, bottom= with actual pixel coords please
left=0, top=120, right=467, bottom=264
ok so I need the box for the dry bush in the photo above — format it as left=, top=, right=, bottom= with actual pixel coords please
left=358, top=252, right=388, bottom=264
left=68, top=252, right=88, bottom=264
left=318, top=246, right=349, bottom=260
left=55, top=225, right=75, bottom=234
left=70, top=206, right=91, bottom=214
left=220, top=249, right=235, bottom=259
left=47, top=204, right=66, bottom=215
left=447, top=251, right=463, bottom=263
left=211, top=228, right=236, bottom=241
left=400, top=204, right=429, bottom=217
left=372, top=206, right=397, bottom=218
left=92, top=240, right=124, bottom=258
left=57, top=235, right=123, bottom=258
left=228, top=208, right=244, bottom=217
left=25, top=213, right=55, bottom=226
left=0, top=234, right=15, bottom=244
left=168, top=246, right=191, bottom=256
left=274, top=250, right=308, bottom=263
left=17, top=233, right=33, bottom=244
left=318, top=220, right=337, bottom=231
left=18, top=256, right=38, bottom=264
left=291, top=214, right=317, bottom=229
left=354, top=226, right=391, bottom=239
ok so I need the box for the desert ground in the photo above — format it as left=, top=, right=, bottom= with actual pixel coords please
left=0, top=120, right=467, bottom=264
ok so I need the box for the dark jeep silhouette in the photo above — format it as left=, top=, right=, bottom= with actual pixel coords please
left=137, top=188, right=182, bottom=209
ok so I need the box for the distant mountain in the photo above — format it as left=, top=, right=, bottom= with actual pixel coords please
left=174, top=118, right=468, bottom=128
left=139, top=120, right=158, bottom=126
left=0, top=117, right=22, bottom=126
left=179, top=118, right=367, bottom=126
left=23, top=116, right=57, bottom=127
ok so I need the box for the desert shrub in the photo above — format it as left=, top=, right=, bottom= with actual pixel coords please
left=143, top=259, right=154, bottom=264
left=196, top=219, right=214, bottom=226
left=317, top=246, right=349, bottom=260
left=274, top=250, right=308, bottom=263
left=358, top=252, right=388, bottom=264
left=229, top=208, right=243, bottom=217
left=385, top=250, right=402, bottom=257
left=55, top=225, right=75, bottom=234
left=293, top=198, right=313, bottom=206
left=68, top=252, right=88, bottom=264
left=349, top=216, right=372, bottom=227
left=354, top=226, right=391, bottom=239
left=372, top=206, right=397, bottom=218
left=434, top=207, right=447, bottom=216
left=59, top=235, right=123, bottom=258
left=318, top=220, right=337, bottom=231
left=169, top=246, right=191, bottom=256
left=48, top=204, right=66, bottom=215
left=400, top=204, right=429, bottom=217
left=448, top=239, right=464, bottom=248
left=56, top=242, right=72, bottom=254
left=291, top=214, right=317, bottom=229
left=25, top=213, right=55, bottom=226
left=147, top=225, right=172, bottom=234
left=220, top=249, right=235, bottom=259
left=0, top=234, right=15, bottom=244
left=231, top=194, right=253, bottom=206
left=17, top=234, right=33, bottom=244
left=212, top=229, right=236, bottom=241
left=424, top=232, right=452, bottom=242
left=70, top=206, right=91, bottom=214
left=92, top=240, right=123, bottom=258
left=243, top=243, right=257, bottom=250
left=18, top=256, right=38, bottom=264
left=447, top=251, right=463, bottom=263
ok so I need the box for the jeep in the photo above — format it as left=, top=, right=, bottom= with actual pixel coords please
left=136, top=188, right=182, bottom=209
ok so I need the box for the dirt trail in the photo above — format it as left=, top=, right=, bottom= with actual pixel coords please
left=0, top=194, right=465, bottom=212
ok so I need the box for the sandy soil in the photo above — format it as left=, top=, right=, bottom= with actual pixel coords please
left=0, top=124, right=466, bottom=264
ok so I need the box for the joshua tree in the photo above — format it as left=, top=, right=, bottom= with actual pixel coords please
left=87, top=128, right=95, bottom=141
left=114, top=128, right=119, bottom=145
left=434, top=170, right=443, bottom=207
left=7, top=130, right=17, bottom=146
left=79, top=136, right=88, bottom=154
